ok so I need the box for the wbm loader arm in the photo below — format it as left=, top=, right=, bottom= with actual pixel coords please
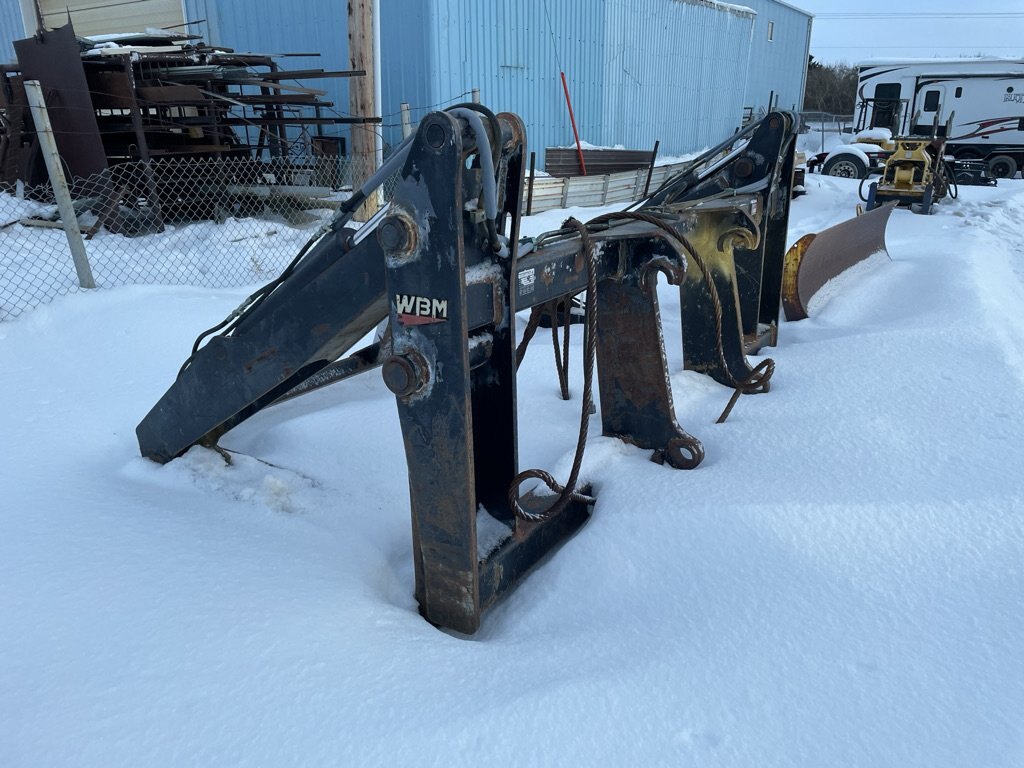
left=137, top=107, right=787, bottom=633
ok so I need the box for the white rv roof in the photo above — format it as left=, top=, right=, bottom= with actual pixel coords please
left=858, top=57, right=1024, bottom=67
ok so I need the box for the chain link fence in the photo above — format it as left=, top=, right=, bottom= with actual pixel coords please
left=799, top=112, right=857, bottom=154
left=0, top=154, right=391, bottom=320
left=2, top=141, right=692, bottom=321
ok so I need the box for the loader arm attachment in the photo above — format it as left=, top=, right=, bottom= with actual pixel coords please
left=136, top=226, right=389, bottom=463
left=137, top=108, right=793, bottom=633
left=642, top=112, right=797, bottom=386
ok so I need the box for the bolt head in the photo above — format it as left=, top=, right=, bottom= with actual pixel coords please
left=735, top=157, right=755, bottom=179
left=377, top=215, right=415, bottom=254
left=378, top=219, right=406, bottom=251
left=425, top=122, right=447, bottom=150
left=382, top=353, right=428, bottom=398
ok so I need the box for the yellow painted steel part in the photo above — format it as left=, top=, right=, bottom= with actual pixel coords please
left=781, top=202, right=896, bottom=321
left=781, top=233, right=816, bottom=321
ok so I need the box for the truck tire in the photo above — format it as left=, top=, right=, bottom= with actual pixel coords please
left=822, top=154, right=868, bottom=179
left=987, top=154, right=1018, bottom=179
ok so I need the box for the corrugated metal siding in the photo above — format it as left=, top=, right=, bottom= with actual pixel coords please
left=739, top=0, right=812, bottom=112
left=601, top=0, right=754, bottom=153
left=0, top=0, right=805, bottom=161
left=398, top=0, right=759, bottom=162
left=422, top=0, right=607, bottom=165
left=185, top=0, right=353, bottom=147
left=184, top=0, right=452, bottom=157
left=0, top=1, right=810, bottom=160
left=0, top=3, right=28, bottom=63
left=379, top=0, right=431, bottom=151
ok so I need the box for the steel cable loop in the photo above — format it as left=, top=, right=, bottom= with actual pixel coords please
left=551, top=296, right=572, bottom=400
left=715, top=357, right=775, bottom=424
left=509, top=217, right=599, bottom=522
left=508, top=208, right=776, bottom=521
left=509, top=468, right=597, bottom=509
left=515, top=298, right=569, bottom=397
left=515, top=306, right=545, bottom=369
left=584, top=210, right=732, bottom=378
left=584, top=209, right=774, bottom=416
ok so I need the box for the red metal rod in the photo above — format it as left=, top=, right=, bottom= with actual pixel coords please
left=560, top=71, right=587, bottom=176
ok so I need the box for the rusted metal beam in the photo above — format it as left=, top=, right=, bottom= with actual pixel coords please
left=259, top=69, right=367, bottom=80
left=545, top=147, right=654, bottom=177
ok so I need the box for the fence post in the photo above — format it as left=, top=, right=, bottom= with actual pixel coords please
left=400, top=102, right=413, bottom=139
left=23, top=80, right=95, bottom=290
left=472, top=88, right=480, bottom=104
left=633, top=168, right=645, bottom=199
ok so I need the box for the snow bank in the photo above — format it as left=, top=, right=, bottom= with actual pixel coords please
left=2, top=175, right=1023, bottom=767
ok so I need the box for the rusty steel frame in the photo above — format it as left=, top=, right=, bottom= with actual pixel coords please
left=137, top=108, right=798, bottom=634
left=642, top=111, right=797, bottom=386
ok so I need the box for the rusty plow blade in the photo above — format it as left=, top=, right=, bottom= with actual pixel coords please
left=782, top=201, right=896, bottom=321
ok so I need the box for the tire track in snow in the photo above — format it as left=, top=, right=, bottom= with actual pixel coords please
left=959, top=186, right=1024, bottom=384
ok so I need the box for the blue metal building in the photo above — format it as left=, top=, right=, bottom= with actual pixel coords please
left=1, top=0, right=811, bottom=163
left=0, top=3, right=24, bottom=62
left=182, top=0, right=351, bottom=94
left=596, top=0, right=757, bottom=154
left=180, top=0, right=354, bottom=150
left=379, top=0, right=811, bottom=159
left=739, top=0, right=813, bottom=113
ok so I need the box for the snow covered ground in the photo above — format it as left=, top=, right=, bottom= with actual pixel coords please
left=1, top=175, right=1023, bottom=766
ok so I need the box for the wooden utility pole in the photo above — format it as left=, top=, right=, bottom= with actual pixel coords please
left=348, top=0, right=379, bottom=218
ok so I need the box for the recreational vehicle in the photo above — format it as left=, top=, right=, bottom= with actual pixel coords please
left=856, top=57, right=1024, bottom=178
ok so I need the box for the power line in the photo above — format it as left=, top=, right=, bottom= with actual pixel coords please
left=540, top=0, right=564, bottom=73
left=815, top=12, right=1024, bottom=19
left=815, top=45, right=1022, bottom=49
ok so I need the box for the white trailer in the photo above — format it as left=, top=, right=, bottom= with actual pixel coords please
left=856, top=57, right=1024, bottom=178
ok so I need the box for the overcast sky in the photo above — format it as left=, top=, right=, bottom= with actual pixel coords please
left=792, top=1, right=1024, bottom=65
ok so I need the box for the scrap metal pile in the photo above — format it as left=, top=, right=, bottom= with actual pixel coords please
left=0, top=22, right=374, bottom=227
left=137, top=105, right=882, bottom=634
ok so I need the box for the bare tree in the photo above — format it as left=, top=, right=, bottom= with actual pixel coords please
left=804, top=56, right=859, bottom=115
